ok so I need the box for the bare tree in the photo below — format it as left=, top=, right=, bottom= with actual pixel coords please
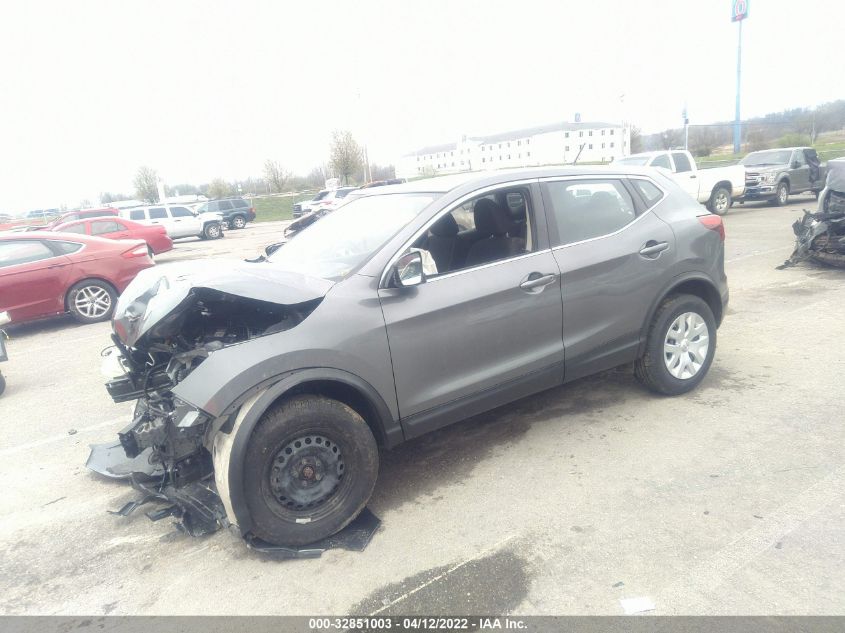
left=629, top=126, right=643, bottom=153
left=207, top=178, right=231, bottom=199
left=264, top=160, right=290, bottom=193
left=133, top=166, right=159, bottom=203
left=329, top=130, right=363, bottom=185
left=306, top=165, right=330, bottom=189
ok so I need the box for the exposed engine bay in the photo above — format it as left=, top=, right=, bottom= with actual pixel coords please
left=88, top=268, right=321, bottom=537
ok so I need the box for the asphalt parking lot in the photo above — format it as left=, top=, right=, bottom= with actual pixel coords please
left=1, top=197, right=843, bottom=616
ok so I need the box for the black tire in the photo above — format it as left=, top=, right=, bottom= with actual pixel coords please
left=634, top=294, right=717, bottom=396
left=0, top=372, right=5, bottom=397
left=774, top=181, right=789, bottom=206
left=147, top=245, right=156, bottom=260
left=66, top=279, right=117, bottom=324
left=242, top=395, right=379, bottom=546
left=230, top=214, right=247, bottom=229
left=708, top=186, right=731, bottom=216
left=203, top=222, right=222, bottom=240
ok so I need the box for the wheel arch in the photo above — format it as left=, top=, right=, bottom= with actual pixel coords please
left=637, top=274, right=724, bottom=357
left=711, top=180, right=733, bottom=197
left=63, top=276, right=118, bottom=311
left=214, top=368, right=401, bottom=536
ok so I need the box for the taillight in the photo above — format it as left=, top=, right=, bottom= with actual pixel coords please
left=698, top=215, right=725, bottom=241
left=122, top=244, right=149, bottom=258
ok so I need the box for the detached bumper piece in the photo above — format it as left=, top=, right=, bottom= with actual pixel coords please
left=244, top=507, right=382, bottom=559
left=87, top=441, right=228, bottom=538
left=779, top=199, right=845, bottom=269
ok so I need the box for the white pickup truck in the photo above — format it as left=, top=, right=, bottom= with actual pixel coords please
left=613, top=150, right=745, bottom=215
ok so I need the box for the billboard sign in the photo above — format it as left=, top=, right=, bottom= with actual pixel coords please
left=732, top=0, right=749, bottom=22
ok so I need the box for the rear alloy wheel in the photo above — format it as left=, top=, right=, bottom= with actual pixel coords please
left=67, top=280, right=117, bottom=324
left=708, top=186, right=731, bottom=215
left=243, top=396, right=378, bottom=546
left=231, top=215, right=247, bottom=229
left=774, top=181, right=789, bottom=206
left=634, top=294, right=717, bottom=395
left=203, top=222, right=222, bottom=240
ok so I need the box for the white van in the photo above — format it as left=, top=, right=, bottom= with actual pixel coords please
left=120, top=205, right=224, bottom=240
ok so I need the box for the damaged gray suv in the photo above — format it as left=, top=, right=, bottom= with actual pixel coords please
left=93, top=167, right=728, bottom=547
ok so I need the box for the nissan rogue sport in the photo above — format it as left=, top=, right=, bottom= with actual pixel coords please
left=91, top=166, right=728, bottom=548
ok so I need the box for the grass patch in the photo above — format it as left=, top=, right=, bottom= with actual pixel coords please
left=250, top=193, right=314, bottom=222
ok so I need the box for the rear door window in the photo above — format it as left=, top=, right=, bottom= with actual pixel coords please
left=59, top=223, right=87, bottom=234
left=148, top=208, right=168, bottom=219
left=543, top=179, right=638, bottom=246
left=170, top=206, right=194, bottom=217
left=217, top=201, right=234, bottom=211
left=90, top=220, right=122, bottom=235
left=129, top=209, right=146, bottom=221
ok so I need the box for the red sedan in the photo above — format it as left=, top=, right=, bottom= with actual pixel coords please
left=51, top=217, right=173, bottom=255
left=0, top=232, right=154, bottom=325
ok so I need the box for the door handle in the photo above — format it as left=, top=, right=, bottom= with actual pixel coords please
left=690, top=174, right=697, bottom=179
left=639, top=241, right=669, bottom=257
left=48, top=263, right=67, bottom=269
left=519, top=273, right=558, bottom=291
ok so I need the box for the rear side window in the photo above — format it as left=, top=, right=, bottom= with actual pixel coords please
left=671, top=152, right=692, bottom=173
left=148, top=208, right=167, bottom=219
left=170, top=206, right=194, bottom=217
left=651, top=154, right=672, bottom=170
left=49, top=240, right=84, bottom=255
left=544, top=179, right=637, bottom=246
left=129, top=210, right=146, bottom=221
left=217, top=201, right=234, bottom=211
left=0, top=240, right=56, bottom=267
left=630, top=179, right=665, bottom=208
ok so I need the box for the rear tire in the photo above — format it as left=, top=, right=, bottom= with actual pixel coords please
left=708, top=186, right=731, bottom=216
left=67, top=279, right=117, bottom=324
left=634, top=294, right=717, bottom=395
left=0, top=372, right=5, bottom=396
left=774, top=181, right=789, bottom=206
left=231, top=215, right=247, bottom=229
left=242, top=396, right=379, bottom=546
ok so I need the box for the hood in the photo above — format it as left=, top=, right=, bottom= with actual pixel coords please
left=112, top=259, right=334, bottom=348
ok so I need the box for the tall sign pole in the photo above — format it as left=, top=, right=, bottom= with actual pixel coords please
left=732, top=0, right=749, bottom=154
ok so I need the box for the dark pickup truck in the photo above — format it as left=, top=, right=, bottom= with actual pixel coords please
left=739, top=147, right=827, bottom=206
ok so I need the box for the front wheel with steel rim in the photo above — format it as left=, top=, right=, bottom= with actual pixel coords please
left=635, top=293, right=717, bottom=395
left=67, top=279, right=117, bottom=324
left=242, top=395, right=379, bottom=546
left=708, top=186, right=731, bottom=216
left=203, top=222, right=222, bottom=240
left=774, top=181, right=790, bottom=206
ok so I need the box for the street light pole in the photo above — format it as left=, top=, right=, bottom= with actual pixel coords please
left=733, top=18, right=743, bottom=154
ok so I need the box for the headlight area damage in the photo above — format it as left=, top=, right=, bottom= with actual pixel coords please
left=86, top=263, right=325, bottom=538
left=779, top=195, right=845, bottom=269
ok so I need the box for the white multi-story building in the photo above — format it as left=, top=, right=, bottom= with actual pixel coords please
left=396, top=121, right=630, bottom=179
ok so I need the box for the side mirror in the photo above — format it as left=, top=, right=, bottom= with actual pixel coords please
left=393, top=251, right=424, bottom=287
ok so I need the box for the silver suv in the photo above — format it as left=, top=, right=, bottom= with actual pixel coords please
left=93, top=166, right=728, bottom=548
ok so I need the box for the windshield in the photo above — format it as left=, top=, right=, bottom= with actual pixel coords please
left=614, top=156, right=650, bottom=166
left=741, top=150, right=792, bottom=166
left=267, top=193, right=436, bottom=280
left=312, top=191, right=329, bottom=201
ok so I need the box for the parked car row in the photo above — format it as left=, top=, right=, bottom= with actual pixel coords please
left=615, top=146, right=828, bottom=215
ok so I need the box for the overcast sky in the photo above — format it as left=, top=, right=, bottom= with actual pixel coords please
left=1, top=0, right=843, bottom=211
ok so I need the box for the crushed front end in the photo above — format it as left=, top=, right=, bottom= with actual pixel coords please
left=779, top=195, right=845, bottom=269
left=87, top=262, right=323, bottom=537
